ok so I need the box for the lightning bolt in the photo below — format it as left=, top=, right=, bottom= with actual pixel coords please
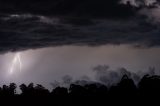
left=9, top=53, right=22, bottom=74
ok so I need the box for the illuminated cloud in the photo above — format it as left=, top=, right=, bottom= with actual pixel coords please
left=9, top=53, right=22, bottom=75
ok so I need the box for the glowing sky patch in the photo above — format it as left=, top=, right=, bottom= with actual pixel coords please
left=9, top=53, right=22, bottom=75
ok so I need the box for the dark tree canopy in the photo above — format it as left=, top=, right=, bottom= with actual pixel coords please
left=0, top=74, right=159, bottom=105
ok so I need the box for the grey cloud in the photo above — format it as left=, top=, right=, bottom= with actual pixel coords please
left=93, top=65, right=157, bottom=85
left=0, top=13, right=160, bottom=53
left=62, top=75, right=73, bottom=85
left=0, top=0, right=137, bottom=18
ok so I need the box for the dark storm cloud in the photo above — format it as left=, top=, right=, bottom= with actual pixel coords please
left=0, top=0, right=136, bottom=18
left=121, top=0, right=158, bottom=7
left=0, top=13, right=160, bottom=53
left=0, top=0, right=159, bottom=53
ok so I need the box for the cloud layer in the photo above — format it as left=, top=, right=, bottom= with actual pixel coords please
left=0, top=0, right=159, bottom=53
left=0, top=0, right=136, bottom=18
left=93, top=65, right=157, bottom=85
left=0, top=13, right=159, bottom=53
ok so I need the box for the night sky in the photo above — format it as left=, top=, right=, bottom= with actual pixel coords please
left=0, top=0, right=160, bottom=89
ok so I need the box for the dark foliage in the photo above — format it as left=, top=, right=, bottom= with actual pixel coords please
left=0, top=74, right=159, bottom=105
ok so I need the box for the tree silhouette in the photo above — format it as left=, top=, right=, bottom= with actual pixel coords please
left=0, top=74, right=159, bottom=104
left=9, top=83, right=17, bottom=95
left=52, top=87, right=68, bottom=97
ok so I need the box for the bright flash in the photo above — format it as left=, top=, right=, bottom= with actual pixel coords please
left=9, top=53, right=22, bottom=74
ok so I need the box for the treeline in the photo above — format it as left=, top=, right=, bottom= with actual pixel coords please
left=0, top=74, right=159, bottom=105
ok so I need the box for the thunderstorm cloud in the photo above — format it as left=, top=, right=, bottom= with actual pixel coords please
left=0, top=0, right=160, bottom=53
